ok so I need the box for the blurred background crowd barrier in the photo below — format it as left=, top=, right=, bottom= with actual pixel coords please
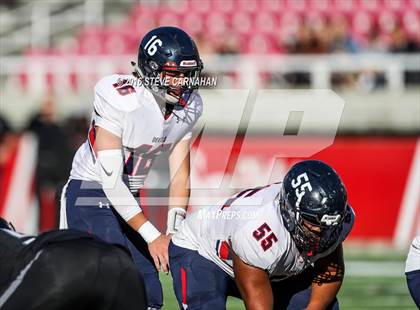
left=0, top=0, right=419, bottom=247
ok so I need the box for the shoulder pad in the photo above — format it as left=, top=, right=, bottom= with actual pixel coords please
left=94, top=74, right=140, bottom=113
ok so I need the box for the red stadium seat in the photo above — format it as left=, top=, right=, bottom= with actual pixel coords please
left=286, top=0, right=308, bottom=12
left=309, top=0, right=331, bottom=12
left=157, top=11, right=181, bottom=28
left=254, top=12, right=278, bottom=34
left=130, top=3, right=157, bottom=18
left=103, top=25, right=132, bottom=55
left=18, top=0, right=419, bottom=90
left=334, top=0, right=356, bottom=12
left=242, top=33, right=276, bottom=54
left=181, top=13, right=205, bottom=36
left=236, top=0, right=259, bottom=13
left=206, top=12, right=228, bottom=37
left=280, top=12, right=301, bottom=31
left=213, top=0, right=235, bottom=14
left=359, top=0, right=380, bottom=11
left=378, top=11, right=398, bottom=35
left=278, top=12, right=301, bottom=48
left=260, top=0, right=284, bottom=12
left=352, top=11, right=374, bottom=36
left=77, top=27, right=105, bottom=55
left=402, top=11, right=420, bottom=38
left=189, top=0, right=211, bottom=14
left=384, top=0, right=404, bottom=11
left=166, top=0, right=189, bottom=14
left=408, top=0, right=420, bottom=10
left=131, top=11, right=157, bottom=38
left=231, top=11, right=253, bottom=35
left=305, top=11, right=327, bottom=31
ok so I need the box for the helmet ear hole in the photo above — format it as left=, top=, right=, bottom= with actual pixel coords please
left=149, top=60, right=159, bottom=71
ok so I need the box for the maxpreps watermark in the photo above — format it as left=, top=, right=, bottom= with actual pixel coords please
left=116, top=75, right=218, bottom=88
left=197, top=209, right=258, bottom=220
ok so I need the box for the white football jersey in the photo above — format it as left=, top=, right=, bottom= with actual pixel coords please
left=406, top=236, right=420, bottom=273
left=70, top=74, right=203, bottom=193
left=172, top=183, right=355, bottom=279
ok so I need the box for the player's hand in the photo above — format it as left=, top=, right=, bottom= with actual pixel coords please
left=148, top=234, right=171, bottom=273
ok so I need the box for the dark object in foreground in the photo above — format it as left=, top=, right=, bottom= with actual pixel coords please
left=0, top=218, right=147, bottom=310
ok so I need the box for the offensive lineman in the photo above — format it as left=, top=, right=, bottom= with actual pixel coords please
left=60, top=27, right=203, bottom=309
left=170, top=160, right=355, bottom=309
left=0, top=217, right=147, bottom=310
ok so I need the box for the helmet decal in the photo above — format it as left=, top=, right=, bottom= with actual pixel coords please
left=144, top=35, right=163, bottom=56
left=320, top=214, right=342, bottom=226
left=180, top=60, right=198, bottom=67
left=291, top=172, right=313, bottom=208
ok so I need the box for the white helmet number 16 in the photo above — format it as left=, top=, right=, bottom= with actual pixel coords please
left=144, top=35, right=163, bottom=56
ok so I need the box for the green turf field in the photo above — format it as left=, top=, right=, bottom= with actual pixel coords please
left=159, top=257, right=418, bottom=309
left=160, top=274, right=417, bottom=309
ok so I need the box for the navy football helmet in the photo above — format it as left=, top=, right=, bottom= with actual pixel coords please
left=278, top=160, right=348, bottom=257
left=132, top=26, right=203, bottom=105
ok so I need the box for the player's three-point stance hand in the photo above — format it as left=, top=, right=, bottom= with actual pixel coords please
left=148, top=234, right=172, bottom=273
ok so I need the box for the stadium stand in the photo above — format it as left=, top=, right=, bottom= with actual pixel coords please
left=13, top=0, right=420, bottom=56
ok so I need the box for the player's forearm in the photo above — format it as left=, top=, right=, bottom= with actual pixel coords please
left=97, top=149, right=161, bottom=242
left=242, top=292, right=273, bottom=310
left=168, top=138, right=191, bottom=211
left=307, top=244, right=345, bottom=309
left=126, top=212, right=148, bottom=231
left=306, top=280, right=342, bottom=310
left=168, top=175, right=190, bottom=210
left=98, top=149, right=143, bottom=219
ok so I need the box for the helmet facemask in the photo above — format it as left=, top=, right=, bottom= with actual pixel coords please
left=160, top=61, right=202, bottom=105
left=132, top=59, right=202, bottom=106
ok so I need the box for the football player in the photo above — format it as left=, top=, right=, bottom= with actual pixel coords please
left=170, top=160, right=355, bottom=310
left=60, top=26, right=203, bottom=309
left=405, top=236, right=420, bottom=307
left=0, top=217, right=147, bottom=310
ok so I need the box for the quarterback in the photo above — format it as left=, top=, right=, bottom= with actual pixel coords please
left=170, top=160, right=355, bottom=310
left=60, top=26, right=203, bottom=309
